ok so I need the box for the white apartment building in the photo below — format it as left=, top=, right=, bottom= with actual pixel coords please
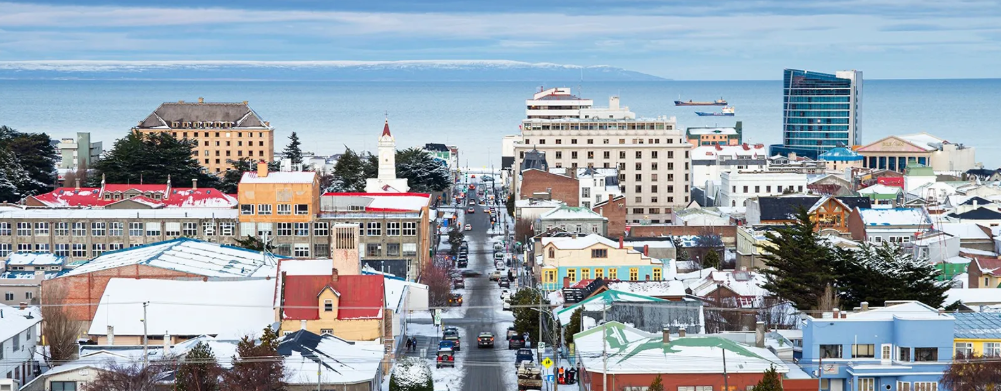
left=719, top=171, right=809, bottom=207
left=690, top=144, right=768, bottom=189
left=512, top=90, right=691, bottom=224
left=576, top=167, right=622, bottom=210
left=0, top=304, right=41, bottom=387
left=526, top=87, right=594, bottom=119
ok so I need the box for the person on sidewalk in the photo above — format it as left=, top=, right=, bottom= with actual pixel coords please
left=405, top=337, right=412, bottom=352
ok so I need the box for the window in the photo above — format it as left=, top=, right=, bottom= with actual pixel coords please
left=555, top=151, right=562, bottom=159
left=915, top=347, right=937, bottom=362
left=277, top=204, right=292, bottom=215
left=544, top=270, right=557, bottom=283
left=109, top=222, right=123, bottom=236
left=257, top=223, right=273, bottom=236
left=820, top=344, right=842, bottom=358
left=608, top=268, right=617, bottom=279
left=294, top=244, right=310, bottom=257
left=145, top=222, right=161, bottom=236
left=897, top=382, right=911, bottom=391
left=165, top=222, right=181, bottom=236
left=324, top=299, right=333, bottom=312
left=35, top=243, right=49, bottom=253
left=955, top=342, right=973, bottom=359
left=129, top=222, right=143, bottom=236
left=92, top=243, right=106, bottom=257
left=16, top=222, right=31, bottom=236
left=852, top=344, right=875, bottom=358
left=387, top=222, right=401, bottom=236
left=53, top=222, right=68, bottom=236
left=403, top=243, right=417, bottom=256
left=295, top=204, right=309, bottom=215
left=0, top=222, right=8, bottom=236
left=320, top=329, right=333, bottom=335
left=54, top=243, right=68, bottom=257
left=629, top=268, right=639, bottom=281
left=295, top=223, right=309, bottom=236
left=858, top=378, right=874, bottom=391
left=278, top=223, right=293, bottom=236
left=403, top=222, right=417, bottom=236
left=571, top=151, right=578, bottom=159
left=591, top=249, right=607, bottom=258
left=367, top=222, right=382, bottom=236
left=898, top=346, right=911, bottom=362
left=653, top=268, right=662, bottom=280
left=17, top=243, right=29, bottom=252
left=220, top=222, right=235, bottom=236
left=366, top=243, right=382, bottom=256
left=581, top=268, right=591, bottom=280
left=35, top=222, right=49, bottom=236
left=241, top=204, right=254, bottom=215
left=3, top=292, right=11, bottom=301
left=313, top=222, right=329, bottom=236
left=567, top=269, right=577, bottom=282
left=985, top=342, right=1001, bottom=357
left=913, top=383, right=937, bottom=391
left=109, top=243, right=123, bottom=251
left=635, top=151, right=642, bottom=159
left=651, top=151, right=658, bottom=159
left=182, top=222, right=198, bottom=236
left=258, top=204, right=272, bottom=215
left=387, top=243, right=401, bottom=256
left=203, top=222, right=215, bottom=236
left=72, top=243, right=86, bottom=258
left=89, top=222, right=105, bottom=236
left=314, top=244, right=330, bottom=258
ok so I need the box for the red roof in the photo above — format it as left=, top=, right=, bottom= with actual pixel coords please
left=281, top=274, right=385, bottom=320
left=975, top=257, right=1001, bottom=275
left=382, top=120, right=392, bottom=137
left=28, top=185, right=237, bottom=208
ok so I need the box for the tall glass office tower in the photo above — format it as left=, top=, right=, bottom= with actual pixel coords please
left=770, top=69, right=862, bottom=159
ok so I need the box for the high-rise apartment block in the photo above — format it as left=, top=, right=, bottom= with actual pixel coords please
left=512, top=88, right=691, bottom=224
left=132, top=98, right=274, bottom=174
left=771, top=69, right=862, bottom=159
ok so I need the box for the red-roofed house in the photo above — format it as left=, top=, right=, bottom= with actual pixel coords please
left=24, top=177, right=236, bottom=209
left=968, top=257, right=1001, bottom=288
left=278, top=268, right=387, bottom=341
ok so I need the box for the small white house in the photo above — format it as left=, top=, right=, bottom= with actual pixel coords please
left=0, top=304, right=41, bottom=386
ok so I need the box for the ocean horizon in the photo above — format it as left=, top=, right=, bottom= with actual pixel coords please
left=1, top=79, right=998, bottom=169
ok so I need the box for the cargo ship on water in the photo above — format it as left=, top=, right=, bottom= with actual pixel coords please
left=674, top=98, right=727, bottom=106
left=695, top=106, right=735, bottom=116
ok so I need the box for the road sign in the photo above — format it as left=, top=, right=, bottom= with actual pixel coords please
left=545, top=375, right=555, bottom=382
left=541, top=357, right=553, bottom=369
left=432, top=309, right=442, bottom=326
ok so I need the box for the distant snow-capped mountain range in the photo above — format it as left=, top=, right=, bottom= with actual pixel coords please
left=0, top=60, right=665, bottom=81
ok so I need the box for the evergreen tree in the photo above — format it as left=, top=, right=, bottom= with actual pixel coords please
left=833, top=243, right=950, bottom=308
left=759, top=208, right=836, bottom=311
left=90, top=132, right=219, bottom=188
left=234, top=235, right=274, bottom=252
left=396, top=148, right=450, bottom=193
left=673, top=237, right=691, bottom=263
left=752, top=366, right=783, bottom=391
left=703, top=249, right=721, bottom=269
left=363, top=152, right=378, bottom=180
left=282, top=132, right=303, bottom=168
left=222, top=326, right=286, bottom=391
left=0, top=125, right=57, bottom=201
left=331, top=148, right=367, bottom=192
left=565, top=308, right=583, bottom=345
left=389, top=357, right=434, bottom=391
left=176, top=341, right=221, bottom=391
left=505, top=194, right=515, bottom=217
left=647, top=375, right=665, bottom=391
left=0, top=148, right=30, bottom=202
left=511, top=289, right=548, bottom=345
left=219, top=158, right=256, bottom=194
left=447, top=227, right=465, bottom=256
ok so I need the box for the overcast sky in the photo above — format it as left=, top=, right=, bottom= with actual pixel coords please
left=2, top=0, right=999, bottom=80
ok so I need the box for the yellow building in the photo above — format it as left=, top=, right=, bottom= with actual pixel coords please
left=278, top=268, right=387, bottom=341
left=133, top=98, right=275, bottom=174
left=954, top=312, right=1001, bottom=358
left=238, top=162, right=320, bottom=224
left=538, top=234, right=667, bottom=291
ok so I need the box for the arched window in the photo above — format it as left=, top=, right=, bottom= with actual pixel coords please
left=548, top=248, right=555, bottom=258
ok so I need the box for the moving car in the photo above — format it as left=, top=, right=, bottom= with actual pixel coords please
left=443, top=328, right=461, bottom=351
left=448, top=293, right=463, bottom=306
left=457, top=260, right=468, bottom=268
left=515, top=348, right=535, bottom=365
left=464, top=224, right=472, bottom=231
left=506, top=327, right=518, bottom=340
left=477, top=332, right=495, bottom=348
left=489, top=271, right=501, bottom=281
left=461, top=270, right=482, bottom=278
left=436, top=349, right=456, bottom=368
left=498, top=279, right=510, bottom=288
left=508, top=334, right=526, bottom=349
left=453, top=278, right=465, bottom=289
left=467, top=207, right=475, bottom=213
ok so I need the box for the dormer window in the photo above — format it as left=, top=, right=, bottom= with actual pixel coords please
left=324, top=299, right=333, bottom=312
left=548, top=248, right=555, bottom=258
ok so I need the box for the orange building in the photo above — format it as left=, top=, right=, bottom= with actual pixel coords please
left=132, top=98, right=275, bottom=174
left=238, top=162, right=320, bottom=225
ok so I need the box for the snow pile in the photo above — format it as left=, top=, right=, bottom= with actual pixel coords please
left=391, top=357, right=434, bottom=391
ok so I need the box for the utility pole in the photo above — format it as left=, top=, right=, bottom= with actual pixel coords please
left=602, top=304, right=607, bottom=391
left=142, top=301, right=149, bottom=368
left=317, top=359, right=322, bottom=391
left=722, top=348, right=729, bottom=391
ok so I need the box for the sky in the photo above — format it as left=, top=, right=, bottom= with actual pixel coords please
left=1, top=0, right=1000, bottom=80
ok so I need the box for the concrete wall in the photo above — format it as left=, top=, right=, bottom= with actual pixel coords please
left=592, top=196, right=627, bottom=237
left=43, top=264, right=200, bottom=321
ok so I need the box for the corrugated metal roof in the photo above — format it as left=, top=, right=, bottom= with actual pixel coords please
left=282, top=274, right=384, bottom=320
left=59, top=238, right=272, bottom=278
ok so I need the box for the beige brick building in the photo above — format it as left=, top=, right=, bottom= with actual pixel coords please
left=132, top=98, right=275, bottom=174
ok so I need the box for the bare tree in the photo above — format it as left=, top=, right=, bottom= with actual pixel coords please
left=514, top=219, right=533, bottom=243
left=41, top=284, right=82, bottom=365
left=88, top=359, right=169, bottom=391
left=941, top=355, right=1001, bottom=391
left=703, top=296, right=745, bottom=333
left=421, top=258, right=454, bottom=308
left=757, top=297, right=798, bottom=330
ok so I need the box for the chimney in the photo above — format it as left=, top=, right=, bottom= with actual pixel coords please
left=163, top=332, right=171, bottom=356
left=643, top=245, right=649, bottom=257
left=755, top=321, right=765, bottom=348
left=331, top=267, right=339, bottom=282
left=243, top=101, right=248, bottom=105
left=74, top=178, right=80, bottom=191
left=938, top=307, right=945, bottom=315
left=662, top=327, right=670, bottom=343
left=678, top=329, right=686, bottom=338
left=107, top=325, right=115, bottom=345
left=609, top=96, right=620, bottom=110
left=861, top=301, right=869, bottom=311
left=789, top=152, right=797, bottom=161
left=841, top=311, right=847, bottom=319
left=833, top=308, right=840, bottom=318
left=198, top=97, right=204, bottom=104
left=18, top=302, right=26, bottom=310
left=257, top=161, right=269, bottom=178
left=300, top=320, right=307, bottom=330
left=192, top=178, right=198, bottom=190
left=619, top=236, right=624, bottom=249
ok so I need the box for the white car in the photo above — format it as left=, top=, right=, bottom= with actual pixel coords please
left=500, top=289, right=510, bottom=299
left=464, top=224, right=472, bottom=231
left=502, top=300, right=511, bottom=311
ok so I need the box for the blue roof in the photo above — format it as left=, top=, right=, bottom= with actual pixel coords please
left=818, top=147, right=863, bottom=161
left=954, top=312, right=1001, bottom=339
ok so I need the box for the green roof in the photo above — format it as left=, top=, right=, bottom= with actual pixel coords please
left=575, top=321, right=765, bottom=364
left=905, top=164, right=934, bottom=177
left=557, top=290, right=664, bottom=322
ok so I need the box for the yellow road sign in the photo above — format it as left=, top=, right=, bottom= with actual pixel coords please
left=541, top=357, right=553, bottom=369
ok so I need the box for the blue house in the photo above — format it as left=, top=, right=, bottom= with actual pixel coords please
left=800, top=301, right=953, bottom=391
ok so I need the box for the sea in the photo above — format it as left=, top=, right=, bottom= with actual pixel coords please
left=1, top=79, right=999, bottom=168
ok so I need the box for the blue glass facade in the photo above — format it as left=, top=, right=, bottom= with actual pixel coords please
left=775, top=69, right=862, bottom=159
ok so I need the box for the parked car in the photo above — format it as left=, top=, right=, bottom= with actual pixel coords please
left=506, top=327, right=518, bottom=340
left=457, top=260, right=468, bottom=268
left=439, top=340, right=456, bottom=351
left=436, top=349, right=456, bottom=368
left=443, top=329, right=461, bottom=351
left=508, top=334, right=526, bottom=349
left=515, top=348, right=535, bottom=365
left=493, top=242, right=504, bottom=251
left=448, top=293, right=463, bottom=306
left=503, top=299, right=511, bottom=311
left=453, top=278, right=465, bottom=289
left=500, top=289, right=510, bottom=299
left=489, top=271, right=501, bottom=281
left=494, top=252, right=505, bottom=261
left=477, top=332, right=495, bottom=348
left=499, top=279, right=510, bottom=288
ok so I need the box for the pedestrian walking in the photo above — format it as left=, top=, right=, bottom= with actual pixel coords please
left=405, top=337, right=412, bottom=352
left=412, top=337, right=418, bottom=352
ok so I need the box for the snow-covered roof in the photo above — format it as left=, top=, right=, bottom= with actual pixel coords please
left=898, top=133, right=947, bottom=151
left=690, top=144, right=767, bottom=161
left=858, top=184, right=903, bottom=196
left=961, top=247, right=999, bottom=257
left=6, top=252, right=64, bottom=266
left=540, top=205, right=606, bottom=221
left=89, top=278, right=276, bottom=338
left=0, top=208, right=238, bottom=220
left=60, top=238, right=275, bottom=278
left=322, top=192, right=431, bottom=212
left=691, top=271, right=769, bottom=298
left=0, top=304, right=40, bottom=343
left=857, top=208, right=930, bottom=226
left=542, top=234, right=619, bottom=250
left=573, top=322, right=789, bottom=375
left=606, top=280, right=686, bottom=297
left=557, top=290, right=664, bottom=324
left=816, top=301, right=950, bottom=321
left=940, top=223, right=992, bottom=240
left=279, top=258, right=334, bottom=276
left=279, top=330, right=385, bottom=385
left=947, top=288, right=1001, bottom=307
left=241, top=171, right=316, bottom=184
left=28, top=186, right=238, bottom=209
left=818, top=147, right=863, bottom=161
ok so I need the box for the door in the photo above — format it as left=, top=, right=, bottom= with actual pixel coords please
left=831, top=379, right=844, bottom=391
